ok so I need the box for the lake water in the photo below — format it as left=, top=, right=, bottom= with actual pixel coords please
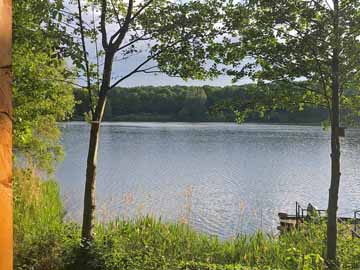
left=56, top=122, right=360, bottom=238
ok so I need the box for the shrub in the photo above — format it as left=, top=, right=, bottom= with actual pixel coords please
left=13, top=168, right=80, bottom=270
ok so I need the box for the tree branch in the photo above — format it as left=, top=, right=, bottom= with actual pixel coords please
left=92, top=3, right=101, bottom=93
left=130, top=0, right=155, bottom=22
left=109, top=37, right=187, bottom=89
left=35, top=77, right=87, bottom=89
left=109, top=53, right=157, bottom=89
left=136, top=65, right=160, bottom=74
left=116, top=34, right=151, bottom=51
left=100, top=0, right=109, bottom=49
left=110, top=0, right=134, bottom=50
left=110, top=0, right=122, bottom=29
left=77, top=0, right=95, bottom=115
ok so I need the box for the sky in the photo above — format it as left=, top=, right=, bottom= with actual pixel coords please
left=69, top=0, right=253, bottom=88
left=107, top=53, right=252, bottom=87
left=117, top=72, right=240, bottom=87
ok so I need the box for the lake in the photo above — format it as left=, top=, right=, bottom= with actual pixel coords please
left=56, top=122, right=360, bottom=238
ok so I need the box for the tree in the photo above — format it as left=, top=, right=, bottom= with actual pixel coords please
left=222, top=0, right=360, bottom=267
left=13, top=0, right=75, bottom=173
left=11, top=2, right=76, bottom=269
left=179, top=87, right=208, bottom=120
left=72, top=0, right=226, bottom=254
left=0, top=1, right=13, bottom=269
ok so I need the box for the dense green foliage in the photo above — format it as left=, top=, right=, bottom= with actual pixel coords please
left=12, top=2, right=77, bottom=264
left=219, top=0, right=360, bottom=113
left=73, top=85, right=328, bottom=123
left=14, top=173, right=360, bottom=270
left=13, top=0, right=75, bottom=173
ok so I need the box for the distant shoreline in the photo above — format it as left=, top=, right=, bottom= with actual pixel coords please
left=63, top=120, right=323, bottom=127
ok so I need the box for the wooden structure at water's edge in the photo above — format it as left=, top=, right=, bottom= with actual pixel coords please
left=278, top=202, right=360, bottom=239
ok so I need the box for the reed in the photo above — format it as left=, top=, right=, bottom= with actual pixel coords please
left=13, top=168, right=360, bottom=270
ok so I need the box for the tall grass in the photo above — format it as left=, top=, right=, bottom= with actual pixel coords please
left=71, top=217, right=359, bottom=270
left=13, top=168, right=360, bottom=270
left=13, top=168, right=80, bottom=270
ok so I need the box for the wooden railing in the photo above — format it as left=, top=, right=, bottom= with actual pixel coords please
left=352, top=210, right=360, bottom=239
left=295, top=202, right=360, bottom=239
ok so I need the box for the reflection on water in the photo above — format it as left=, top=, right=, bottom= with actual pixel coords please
left=56, top=122, right=360, bottom=238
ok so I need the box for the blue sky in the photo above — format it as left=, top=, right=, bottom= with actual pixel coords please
left=71, top=0, right=253, bottom=88
left=108, top=55, right=252, bottom=87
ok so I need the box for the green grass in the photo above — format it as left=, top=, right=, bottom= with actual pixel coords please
left=14, top=168, right=360, bottom=270
left=69, top=218, right=360, bottom=270
left=13, top=168, right=80, bottom=270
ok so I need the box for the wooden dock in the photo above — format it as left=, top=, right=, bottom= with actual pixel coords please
left=278, top=202, right=360, bottom=238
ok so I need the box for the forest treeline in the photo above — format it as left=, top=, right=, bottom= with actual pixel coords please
left=73, top=85, right=328, bottom=123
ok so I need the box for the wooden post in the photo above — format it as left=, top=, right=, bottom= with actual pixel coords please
left=0, top=0, right=13, bottom=270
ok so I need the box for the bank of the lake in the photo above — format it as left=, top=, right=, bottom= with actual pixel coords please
left=14, top=168, right=360, bottom=270
left=57, top=122, right=360, bottom=238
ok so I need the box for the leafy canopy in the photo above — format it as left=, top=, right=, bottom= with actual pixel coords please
left=13, top=0, right=75, bottom=173
left=219, top=0, right=360, bottom=124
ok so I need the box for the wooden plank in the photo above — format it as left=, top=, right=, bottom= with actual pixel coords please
left=280, top=219, right=297, bottom=225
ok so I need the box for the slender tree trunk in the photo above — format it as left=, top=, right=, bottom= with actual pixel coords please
left=81, top=54, right=113, bottom=242
left=81, top=121, right=100, bottom=241
left=327, top=61, right=340, bottom=269
left=0, top=1, right=13, bottom=270
left=327, top=0, right=340, bottom=268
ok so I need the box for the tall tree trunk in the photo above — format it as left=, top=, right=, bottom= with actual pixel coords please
left=81, top=121, right=101, bottom=241
left=0, top=1, right=13, bottom=270
left=81, top=54, right=113, bottom=242
left=327, top=0, right=340, bottom=268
